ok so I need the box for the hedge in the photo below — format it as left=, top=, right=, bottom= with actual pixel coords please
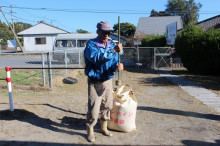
left=175, top=24, right=220, bottom=75
left=141, top=34, right=166, bottom=47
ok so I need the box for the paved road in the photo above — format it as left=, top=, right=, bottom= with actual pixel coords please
left=0, top=56, right=81, bottom=69
left=0, top=56, right=43, bottom=68
left=0, top=55, right=137, bottom=69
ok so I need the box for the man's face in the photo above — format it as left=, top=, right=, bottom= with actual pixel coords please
left=97, top=29, right=111, bottom=43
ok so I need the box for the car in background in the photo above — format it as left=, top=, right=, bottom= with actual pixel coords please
left=53, top=33, right=97, bottom=64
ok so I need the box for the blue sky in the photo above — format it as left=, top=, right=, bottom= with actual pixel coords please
left=0, top=0, right=219, bottom=33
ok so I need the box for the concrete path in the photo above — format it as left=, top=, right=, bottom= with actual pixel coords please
left=159, top=70, right=220, bottom=113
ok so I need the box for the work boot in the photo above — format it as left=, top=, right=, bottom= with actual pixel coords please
left=100, top=120, right=113, bottom=137
left=87, top=126, right=95, bottom=142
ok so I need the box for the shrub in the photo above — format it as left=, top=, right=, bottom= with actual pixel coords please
left=175, top=24, right=220, bottom=75
left=141, top=34, right=166, bottom=47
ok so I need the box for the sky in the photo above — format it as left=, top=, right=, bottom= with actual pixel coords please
left=0, top=0, right=220, bottom=33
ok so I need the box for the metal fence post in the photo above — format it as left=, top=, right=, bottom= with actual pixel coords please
left=41, top=53, right=46, bottom=86
left=153, top=48, right=156, bottom=69
left=170, top=47, right=173, bottom=69
left=151, top=48, right=154, bottom=69
left=47, top=52, right=53, bottom=88
left=65, top=50, right=68, bottom=75
left=137, top=47, right=140, bottom=68
left=151, top=48, right=153, bottom=69
left=79, top=48, right=81, bottom=67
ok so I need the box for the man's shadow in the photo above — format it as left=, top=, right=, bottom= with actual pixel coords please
left=0, top=109, right=86, bottom=138
left=59, top=116, right=86, bottom=130
left=60, top=116, right=102, bottom=133
left=28, top=103, right=86, bottom=116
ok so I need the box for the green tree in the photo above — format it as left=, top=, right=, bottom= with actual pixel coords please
left=0, top=20, right=13, bottom=43
left=150, top=10, right=171, bottom=17
left=165, top=0, right=202, bottom=26
left=77, top=29, right=89, bottom=33
left=0, top=21, right=32, bottom=45
left=150, top=9, right=159, bottom=17
left=14, top=22, right=32, bottom=33
left=113, top=22, right=136, bottom=38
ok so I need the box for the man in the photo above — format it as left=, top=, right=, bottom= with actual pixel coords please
left=84, top=21, right=123, bottom=142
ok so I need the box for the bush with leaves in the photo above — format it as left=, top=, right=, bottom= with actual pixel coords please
left=141, top=34, right=166, bottom=47
left=175, top=24, right=220, bottom=75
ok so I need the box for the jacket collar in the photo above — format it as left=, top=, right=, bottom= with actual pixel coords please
left=96, top=37, right=112, bottom=48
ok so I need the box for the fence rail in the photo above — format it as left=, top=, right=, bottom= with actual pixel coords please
left=0, top=47, right=183, bottom=88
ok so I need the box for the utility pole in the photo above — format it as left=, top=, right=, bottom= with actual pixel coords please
left=0, top=6, right=23, bottom=52
left=10, top=5, right=16, bottom=52
left=10, top=5, right=15, bottom=39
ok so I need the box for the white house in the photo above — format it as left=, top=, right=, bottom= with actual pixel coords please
left=17, top=21, right=69, bottom=52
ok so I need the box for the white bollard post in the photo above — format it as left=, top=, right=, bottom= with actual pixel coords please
left=5, top=66, right=14, bottom=112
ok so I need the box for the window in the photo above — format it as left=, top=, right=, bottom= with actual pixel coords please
left=67, top=40, right=76, bottom=47
left=35, top=38, right=46, bottom=45
left=77, top=40, right=87, bottom=47
left=55, top=40, right=76, bottom=48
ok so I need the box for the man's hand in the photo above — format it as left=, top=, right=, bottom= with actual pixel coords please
left=113, top=43, right=123, bottom=52
left=117, top=63, right=124, bottom=71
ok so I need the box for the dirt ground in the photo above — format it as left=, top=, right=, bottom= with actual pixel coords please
left=0, top=68, right=220, bottom=145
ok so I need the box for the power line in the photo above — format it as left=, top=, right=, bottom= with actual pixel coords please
left=1, top=5, right=149, bottom=14
left=1, top=5, right=219, bottom=26
left=1, top=5, right=220, bottom=15
left=1, top=7, right=74, bottom=32
left=4, top=11, right=37, bottom=22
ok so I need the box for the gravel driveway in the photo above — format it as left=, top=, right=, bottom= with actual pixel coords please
left=0, top=68, right=219, bottom=145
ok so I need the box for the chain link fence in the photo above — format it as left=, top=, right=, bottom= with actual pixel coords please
left=0, top=47, right=183, bottom=88
left=122, top=47, right=183, bottom=69
left=0, top=44, right=19, bottom=53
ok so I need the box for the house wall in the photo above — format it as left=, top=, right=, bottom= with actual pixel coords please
left=23, top=34, right=57, bottom=52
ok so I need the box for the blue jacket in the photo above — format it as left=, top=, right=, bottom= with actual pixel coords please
left=84, top=37, right=118, bottom=81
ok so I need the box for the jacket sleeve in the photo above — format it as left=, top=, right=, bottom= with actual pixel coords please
left=84, top=40, right=116, bottom=66
left=111, top=53, right=119, bottom=72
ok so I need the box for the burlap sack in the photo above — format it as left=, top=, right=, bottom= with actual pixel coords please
left=108, top=85, right=137, bottom=132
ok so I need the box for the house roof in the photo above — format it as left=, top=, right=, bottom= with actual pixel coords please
left=56, top=33, right=98, bottom=39
left=17, top=21, right=69, bottom=35
left=135, top=16, right=183, bottom=37
left=197, top=15, right=220, bottom=25
left=196, top=15, right=220, bottom=31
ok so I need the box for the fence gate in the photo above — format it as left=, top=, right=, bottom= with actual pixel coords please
left=153, top=47, right=171, bottom=69
left=122, top=47, right=174, bottom=69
